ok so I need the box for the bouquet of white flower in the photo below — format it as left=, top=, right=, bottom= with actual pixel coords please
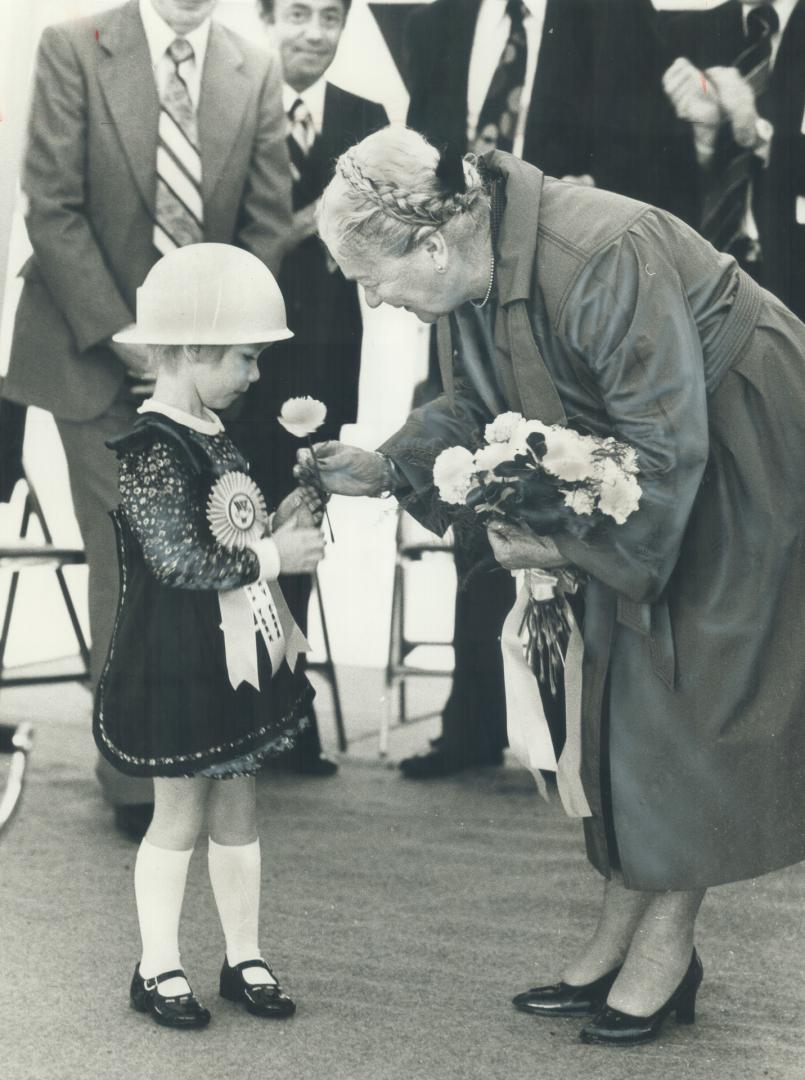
left=433, top=412, right=642, bottom=536
left=432, top=413, right=643, bottom=690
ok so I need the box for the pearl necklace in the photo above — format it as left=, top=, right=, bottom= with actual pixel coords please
left=471, top=254, right=496, bottom=309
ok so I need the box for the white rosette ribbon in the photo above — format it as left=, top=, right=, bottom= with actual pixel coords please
left=208, top=472, right=309, bottom=691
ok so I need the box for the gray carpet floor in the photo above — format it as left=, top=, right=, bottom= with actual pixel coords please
left=1, top=672, right=804, bottom=1080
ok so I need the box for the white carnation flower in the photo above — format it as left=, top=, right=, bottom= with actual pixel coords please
left=598, top=466, right=642, bottom=525
left=507, top=418, right=549, bottom=455
left=278, top=396, right=327, bottom=437
left=485, top=411, right=524, bottom=444
left=562, top=488, right=596, bottom=516
left=541, top=428, right=597, bottom=482
left=474, top=441, right=514, bottom=473
left=433, top=446, right=477, bottom=505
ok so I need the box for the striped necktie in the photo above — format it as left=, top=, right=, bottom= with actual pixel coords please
left=153, top=38, right=204, bottom=255
left=287, top=97, right=315, bottom=184
left=473, top=0, right=528, bottom=155
left=700, top=3, right=779, bottom=257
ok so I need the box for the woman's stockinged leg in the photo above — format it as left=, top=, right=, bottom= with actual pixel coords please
left=606, top=887, right=706, bottom=1016
left=560, top=871, right=651, bottom=986
left=207, top=777, right=275, bottom=986
left=136, top=776, right=211, bottom=996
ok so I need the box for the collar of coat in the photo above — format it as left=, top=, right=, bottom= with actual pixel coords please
left=482, top=150, right=545, bottom=308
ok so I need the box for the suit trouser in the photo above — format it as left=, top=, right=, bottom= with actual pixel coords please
left=56, top=392, right=152, bottom=807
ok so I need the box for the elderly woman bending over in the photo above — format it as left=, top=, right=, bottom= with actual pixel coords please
left=300, top=125, right=805, bottom=1047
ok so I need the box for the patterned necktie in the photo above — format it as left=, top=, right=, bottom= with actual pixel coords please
left=287, top=97, right=315, bottom=184
left=700, top=3, right=779, bottom=257
left=473, top=0, right=528, bottom=155
left=153, top=38, right=204, bottom=255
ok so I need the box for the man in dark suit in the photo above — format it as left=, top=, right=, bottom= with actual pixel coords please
left=230, top=0, right=387, bottom=774
left=661, top=0, right=805, bottom=321
left=1, top=0, right=292, bottom=836
left=406, top=0, right=591, bottom=180
left=576, top=0, right=700, bottom=223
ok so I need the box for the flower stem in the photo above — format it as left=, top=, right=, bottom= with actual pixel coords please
left=307, top=436, right=335, bottom=543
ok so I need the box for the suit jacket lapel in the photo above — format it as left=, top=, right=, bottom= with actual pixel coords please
left=447, top=0, right=481, bottom=149
left=770, top=0, right=805, bottom=110
left=319, top=82, right=345, bottom=166
left=198, top=23, right=252, bottom=203
left=97, top=1, right=159, bottom=213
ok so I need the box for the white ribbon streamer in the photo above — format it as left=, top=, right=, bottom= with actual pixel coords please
left=501, top=573, right=592, bottom=818
left=218, top=580, right=310, bottom=692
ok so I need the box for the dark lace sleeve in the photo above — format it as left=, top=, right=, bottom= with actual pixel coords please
left=118, top=437, right=260, bottom=591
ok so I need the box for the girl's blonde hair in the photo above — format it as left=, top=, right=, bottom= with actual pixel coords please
left=148, top=344, right=226, bottom=371
left=318, top=125, right=490, bottom=259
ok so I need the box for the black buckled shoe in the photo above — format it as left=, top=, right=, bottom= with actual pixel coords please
left=579, top=950, right=703, bottom=1046
left=219, top=958, right=296, bottom=1018
left=512, top=965, right=622, bottom=1017
left=130, top=965, right=211, bottom=1029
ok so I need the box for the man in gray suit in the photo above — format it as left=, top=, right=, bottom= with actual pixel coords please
left=2, top=0, right=292, bottom=837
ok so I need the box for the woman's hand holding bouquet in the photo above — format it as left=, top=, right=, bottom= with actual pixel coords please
left=433, top=412, right=643, bottom=684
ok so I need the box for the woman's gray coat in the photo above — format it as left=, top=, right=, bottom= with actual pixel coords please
left=383, top=151, right=805, bottom=890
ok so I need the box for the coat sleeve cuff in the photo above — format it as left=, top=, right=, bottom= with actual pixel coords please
left=249, top=537, right=281, bottom=581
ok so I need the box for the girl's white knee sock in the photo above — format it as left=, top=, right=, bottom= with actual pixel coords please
left=208, top=838, right=275, bottom=986
left=134, top=838, right=194, bottom=996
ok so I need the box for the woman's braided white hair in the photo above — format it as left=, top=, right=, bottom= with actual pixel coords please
left=318, top=125, right=488, bottom=257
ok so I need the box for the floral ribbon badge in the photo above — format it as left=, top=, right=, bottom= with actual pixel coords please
left=207, top=472, right=308, bottom=690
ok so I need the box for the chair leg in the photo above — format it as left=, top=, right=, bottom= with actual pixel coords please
left=52, top=568, right=91, bottom=677
left=381, top=559, right=405, bottom=757
left=0, top=479, right=91, bottom=688
left=0, top=496, right=33, bottom=676
left=396, top=561, right=408, bottom=726
left=313, top=573, right=347, bottom=753
left=25, top=483, right=91, bottom=679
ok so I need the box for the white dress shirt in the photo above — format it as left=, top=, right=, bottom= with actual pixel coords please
left=139, top=0, right=212, bottom=108
left=466, top=0, right=548, bottom=159
left=282, top=78, right=328, bottom=137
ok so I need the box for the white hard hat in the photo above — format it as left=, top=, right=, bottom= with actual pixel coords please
left=114, top=243, right=293, bottom=345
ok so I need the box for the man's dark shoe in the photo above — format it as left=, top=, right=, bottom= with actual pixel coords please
left=114, top=803, right=153, bottom=841
left=399, top=748, right=503, bottom=779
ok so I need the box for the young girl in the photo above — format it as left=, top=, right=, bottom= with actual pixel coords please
left=94, top=244, right=325, bottom=1029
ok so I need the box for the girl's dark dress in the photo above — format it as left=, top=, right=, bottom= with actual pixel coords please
left=93, top=409, right=313, bottom=779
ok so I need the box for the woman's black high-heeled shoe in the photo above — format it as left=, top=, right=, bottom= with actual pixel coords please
left=219, top=958, right=296, bottom=1019
left=130, top=965, right=211, bottom=1029
left=579, top=950, right=703, bottom=1046
left=512, top=965, right=623, bottom=1017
